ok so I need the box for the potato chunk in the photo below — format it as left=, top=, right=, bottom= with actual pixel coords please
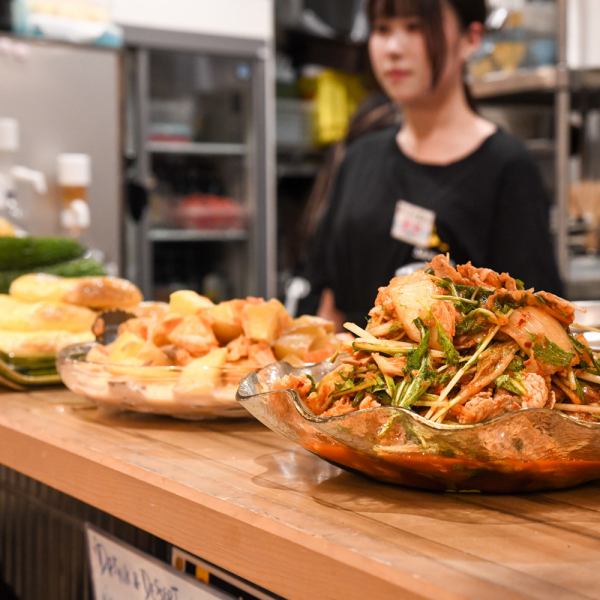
left=169, top=290, right=214, bottom=316
left=174, top=347, right=228, bottom=397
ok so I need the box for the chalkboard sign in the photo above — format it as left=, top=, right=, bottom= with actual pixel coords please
left=85, top=524, right=230, bottom=600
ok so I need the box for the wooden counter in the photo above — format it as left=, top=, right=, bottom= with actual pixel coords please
left=1, top=388, right=600, bottom=600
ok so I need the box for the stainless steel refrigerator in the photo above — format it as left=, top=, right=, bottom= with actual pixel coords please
left=123, top=26, right=275, bottom=301
left=0, top=36, right=122, bottom=271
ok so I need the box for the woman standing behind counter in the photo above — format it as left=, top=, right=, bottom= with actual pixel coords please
left=306, top=0, right=563, bottom=329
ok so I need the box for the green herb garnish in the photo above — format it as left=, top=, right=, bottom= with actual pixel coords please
left=533, top=337, right=574, bottom=368
left=406, top=318, right=430, bottom=372
left=352, top=390, right=365, bottom=407
left=436, top=320, right=459, bottom=365
left=570, top=334, right=600, bottom=375
left=493, top=297, right=521, bottom=314
left=306, top=374, right=317, bottom=395
left=398, top=359, right=433, bottom=408
left=575, top=377, right=585, bottom=403
left=495, top=373, right=526, bottom=396
left=456, top=312, right=488, bottom=336
left=507, top=355, right=525, bottom=372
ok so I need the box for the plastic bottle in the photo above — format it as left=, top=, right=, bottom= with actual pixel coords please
left=57, top=153, right=91, bottom=238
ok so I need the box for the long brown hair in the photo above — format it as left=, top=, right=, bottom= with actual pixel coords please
left=367, top=0, right=487, bottom=108
left=301, top=94, right=400, bottom=243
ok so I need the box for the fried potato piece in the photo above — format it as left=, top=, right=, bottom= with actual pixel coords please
left=174, top=347, right=228, bottom=398
left=107, top=331, right=169, bottom=367
left=242, top=299, right=291, bottom=344
left=168, top=290, right=214, bottom=316
left=204, top=299, right=245, bottom=343
left=167, top=315, right=218, bottom=356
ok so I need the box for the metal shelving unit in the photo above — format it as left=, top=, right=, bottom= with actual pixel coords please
left=147, top=140, right=247, bottom=156
left=148, top=228, right=249, bottom=242
left=472, top=65, right=561, bottom=98
left=124, top=26, right=275, bottom=301
left=472, top=0, right=600, bottom=299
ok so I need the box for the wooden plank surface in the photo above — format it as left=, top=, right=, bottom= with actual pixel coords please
left=1, top=388, right=600, bottom=599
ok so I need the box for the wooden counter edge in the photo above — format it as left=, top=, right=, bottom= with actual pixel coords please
left=0, top=422, right=452, bottom=600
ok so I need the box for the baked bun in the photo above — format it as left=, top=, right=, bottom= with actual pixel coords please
left=62, top=277, right=142, bottom=310
left=0, top=330, right=94, bottom=357
left=0, top=295, right=96, bottom=332
left=10, top=274, right=142, bottom=310
left=9, top=274, right=73, bottom=303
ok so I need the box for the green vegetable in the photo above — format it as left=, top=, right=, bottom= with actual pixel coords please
left=495, top=373, right=526, bottom=396
left=455, top=309, right=494, bottom=336
left=0, top=355, right=61, bottom=388
left=0, top=257, right=105, bottom=293
left=507, top=356, right=525, bottom=372
left=0, top=236, right=85, bottom=270
left=392, top=379, right=407, bottom=405
left=575, top=377, right=585, bottom=403
left=0, top=352, right=56, bottom=373
left=398, top=358, right=432, bottom=408
left=396, top=321, right=435, bottom=408
left=455, top=283, right=492, bottom=302
left=533, top=337, right=574, bottom=368
left=352, top=390, right=366, bottom=407
left=353, top=340, right=405, bottom=355
left=569, top=334, right=600, bottom=375
left=368, top=374, right=392, bottom=399
left=332, top=374, right=375, bottom=399
left=406, top=318, right=429, bottom=372
left=434, top=278, right=493, bottom=310
left=436, top=320, right=459, bottom=365
left=493, top=297, right=521, bottom=314
left=435, top=277, right=458, bottom=296
left=383, top=374, right=395, bottom=399
left=306, top=374, right=317, bottom=395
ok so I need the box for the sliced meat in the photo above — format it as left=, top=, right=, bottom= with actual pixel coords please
left=534, top=291, right=575, bottom=325
left=457, top=390, right=520, bottom=424
left=451, top=341, right=519, bottom=406
left=372, top=353, right=407, bottom=377
left=521, top=372, right=549, bottom=409
left=485, top=289, right=575, bottom=326
left=428, top=254, right=519, bottom=290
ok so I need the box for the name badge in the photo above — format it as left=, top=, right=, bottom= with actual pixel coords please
left=390, top=200, right=435, bottom=248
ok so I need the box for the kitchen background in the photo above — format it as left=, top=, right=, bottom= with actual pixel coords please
left=1, top=0, right=600, bottom=305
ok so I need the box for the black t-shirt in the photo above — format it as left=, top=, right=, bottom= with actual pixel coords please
left=306, top=126, right=563, bottom=325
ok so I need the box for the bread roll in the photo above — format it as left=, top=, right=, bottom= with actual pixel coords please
left=0, top=295, right=96, bottom=332
left=0, top=330, right=94, bottom=357
left=9, top=274, right=73, bottom=303
left=10, top=274, right=143, bottom=310
left=62, top=277, right=142, bottom=309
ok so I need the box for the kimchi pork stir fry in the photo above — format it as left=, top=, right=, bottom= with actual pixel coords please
left=279, top=255, right=600, bottom=425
